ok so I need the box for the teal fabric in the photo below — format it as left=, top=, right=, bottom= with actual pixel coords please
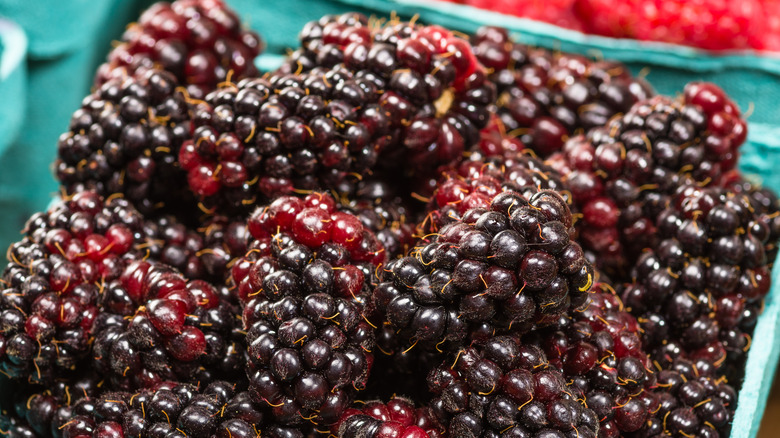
left=0, top=0, right=117, bottom=59
left=225, top=0, right=374, bottom=55
left=0, top=18, right=26, bottom=159
left=0, top=0, right=143, bottom=248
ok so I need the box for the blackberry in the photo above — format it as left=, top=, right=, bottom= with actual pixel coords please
left=721, top=169, right=780, bottom=264
left=427, top=335, right=599, bottom=438
left=182, top=67, right=397, bottom=215
left=623, top=184, right=770, bottom=377
left=527, top=290, right=659, bottom=435
left=13, top=371, right=101, bottom=438
left=22, top=380, right=304, bottom=438
left=548, top=82, right=748, bottom=277
left=91, top=259, right=244, bottom=390
left=335, top=396, right=444, bottom=438
left=286, top=13, right=496, bottom=176
left=472, top=26, right=654, bottom=157
left=338, top=179, right=416, bottom=260
left=417, top=149, right=570, bottom=234
left=55, top=69, right=194, bottom=216
left=96, top=0, right=263, bottom=99
left=369, top=189, right=594, bottom=353
left=0, top=414, right=38, bottom=438
left=638, top=359, right=736, bottom=438
left=232, top=194, right=384, bottom=427
left=0, top=191, right=149, bottom=383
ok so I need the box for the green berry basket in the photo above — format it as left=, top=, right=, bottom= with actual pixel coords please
left=237, top=0, right=780, bottom=436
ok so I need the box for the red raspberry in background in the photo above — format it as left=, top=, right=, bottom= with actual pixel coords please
left=575, top=0, right=769, bottom=51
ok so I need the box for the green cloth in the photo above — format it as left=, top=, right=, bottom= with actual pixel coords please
left=0, top=0, right=143, bottom=248
left=0, top=18, right=26, bottom=159
left=0, top=0, right=115, bottom=59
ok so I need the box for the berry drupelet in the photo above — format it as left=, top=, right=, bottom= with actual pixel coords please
left=55, top=69, right=194, bottom=216
left=527, top=289, right=659, bottom=436
left=416, top=147, right=570, bottom=235
left=721, top=169, right=780, bottom=264
left=96, top=0, right=263, bottom=99
left=91, top=259, right=244, bottom=390
left=623, top=184, right=770, bottom=378
left=472, top=26, right=654, bottom=157
left=370, top=189, right=594, bottom=353
left=21, top=379, right=304, bottom=438
left=640, top=359, right=736, bottom=438
left=548, top=82, right=748, bottom=277
left=335, top=396, right=444, bottom=438
left=0, top=191, right=148, bottom=383
left=182, top=67, right=397, bottom=215
left=427, top=335, right=600, bottom=438
left=231, top=193, right=385, bottom=428
left=12, top=370, right=102, bottom=438
left=0, top=414, right=38, bottom=438
left=285, top=13, right=496, bottom=175
left=338, top=179, right=416, bottom=261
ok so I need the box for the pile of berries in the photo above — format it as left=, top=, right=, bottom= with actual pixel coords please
left=3, top=2, right=777, bottom=438
left=445, top=0, right=780, bottom=52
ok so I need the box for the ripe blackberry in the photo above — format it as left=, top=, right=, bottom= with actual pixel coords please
left=0, top=191, right=149, bottom=383
left=96, top=0, right=263, bottom=99
left=338, top=180, right=416, bottom=260
left=335, top=396, right=444, bottom=438
left=472, top=26, right=654, bottom=157
left=427, top=335, right=599, bottom=437
left=623, top=184, right=770, bottom=377
left=286, top=13, right=496, bottom=176
left=231, top=194, right=384, bottom=427
left=417, top=148, right=570, bottom=235
left=369, top=189, right=594, bottom=354
left=55, top=69, right=194, bottom=216
left=23, top=380, right=306, bottom=438
left=548, top=82, right=748, bottom=277
left=527, top=290, right=659, bottom=435
left=91, top=260, right=244, bottom=390
left=13, top=370, right=101, bottom=438
left=182, top=67, right=399, bottom=215
left=639, top=359, right=736, bottom=438
left=721, top=170, right=780, bottom=264
left=0, top=414, right=38, bottom=438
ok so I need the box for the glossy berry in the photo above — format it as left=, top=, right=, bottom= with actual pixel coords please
left=235, top=194, right=384, bottom=427
left=427, top=336, right=599, bottom=437
left=96, top=0, right=263, bottom=99
left=473, top=26, right=654, bottom=157
left=370, top=188, right=594, bottom=353
left=284, top=13, right=496, bottom=181
left=335, top=396, right=444, bottom=438
left=55, top=69, right=194, bottom=216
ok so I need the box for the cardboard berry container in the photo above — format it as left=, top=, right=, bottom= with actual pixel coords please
left=239, top=0, right=780, bottom=436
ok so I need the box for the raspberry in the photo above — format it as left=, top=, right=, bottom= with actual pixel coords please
left=96, top=0, right=263, bottom=99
